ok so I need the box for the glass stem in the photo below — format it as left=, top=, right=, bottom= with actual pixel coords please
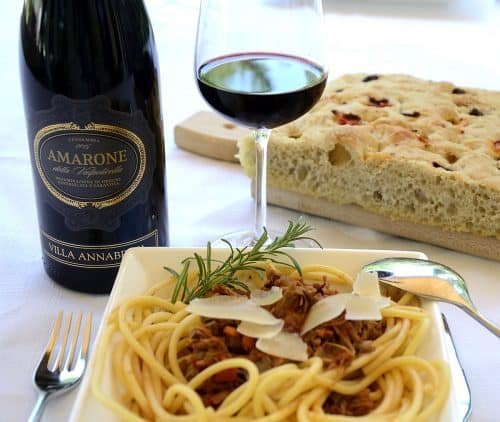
left=253, top=127, right=271, bottom=239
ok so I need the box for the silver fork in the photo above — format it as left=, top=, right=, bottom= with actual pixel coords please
left=28, top=311, right=92, bottom=422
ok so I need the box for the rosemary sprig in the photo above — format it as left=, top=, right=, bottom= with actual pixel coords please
left=165, top=220, right=321, bottom=304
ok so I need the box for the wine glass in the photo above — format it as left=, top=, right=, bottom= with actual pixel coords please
left=195, top=0, right=328, bottom=245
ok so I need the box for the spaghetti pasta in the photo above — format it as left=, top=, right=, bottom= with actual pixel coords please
left=92, top=261, right=449, bottom=421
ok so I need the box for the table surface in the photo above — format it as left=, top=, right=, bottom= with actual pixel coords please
left=1, top=1, right=499, bottom=421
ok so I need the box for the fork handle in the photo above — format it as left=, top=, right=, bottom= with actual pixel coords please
left=28, top=391, right=50, bottom=422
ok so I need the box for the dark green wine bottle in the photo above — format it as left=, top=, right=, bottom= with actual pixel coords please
left=19, top=0, right=168, bottom=293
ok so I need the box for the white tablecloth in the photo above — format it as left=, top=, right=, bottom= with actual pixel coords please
left=1, top=1, right=499, bottom=421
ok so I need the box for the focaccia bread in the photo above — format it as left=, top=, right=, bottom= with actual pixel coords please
left=238, top=73, right=500, bottom=239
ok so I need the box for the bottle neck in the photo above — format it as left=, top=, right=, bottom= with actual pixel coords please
left=21, top=0, right=154, bottom=99
left=24, top=0, right=146, bottom=7
left=22, top=0, right=149, bottom=30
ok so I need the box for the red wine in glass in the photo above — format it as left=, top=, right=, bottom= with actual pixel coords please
left=197, top=53, right=327, bottom=129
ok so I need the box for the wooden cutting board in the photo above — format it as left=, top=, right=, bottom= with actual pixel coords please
left=175, top=111, right=248, bottom=162
left=174, top=111, right=500, bottom=261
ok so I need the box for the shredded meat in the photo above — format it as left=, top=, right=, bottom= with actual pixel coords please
left=208, top=284, right=249, bottom=297
left=179, top=319, right=285, bottom=407
left=263, top=271, right=337, bottom=332
left=178, top=326, right=231, bottom=380
left=179, top=271, right=386, bottom=413
left=196, top=368, right=247, bottom=407
left=204, top=318, right=285, bottom=370
left=178, top=323, right=248, bottom=407
left=303, top=316, right=385, bottom=369
left=323, top=388, right=379, bottom=416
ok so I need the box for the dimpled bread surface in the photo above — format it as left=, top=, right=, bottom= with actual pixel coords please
left=238, top=73, right=500, bottom=239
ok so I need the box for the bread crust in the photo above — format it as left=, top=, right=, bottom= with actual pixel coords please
left=238, top=73, right=500, bottom=239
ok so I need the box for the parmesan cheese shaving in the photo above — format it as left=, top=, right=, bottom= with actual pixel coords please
left=250, top=286, right=283, bottom=306
left=256, top=332, right=308, bottom=362
left=353, top=271, right=381, bottom=296
left=186, top=295, right=281, bottom=325
left=301, top=271, right=391, bottom=334
left=300, top=293, right=349, bottom=335
left=345, top=294, right=390, bottom=320
left=237, top=320, right=284, bottom=339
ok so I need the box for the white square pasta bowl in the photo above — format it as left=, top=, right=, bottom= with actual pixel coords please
left=69, top=247, right=461, bottom=421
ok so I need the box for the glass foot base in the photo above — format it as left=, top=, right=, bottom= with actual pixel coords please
left=211, top=229, right=319, bottom=249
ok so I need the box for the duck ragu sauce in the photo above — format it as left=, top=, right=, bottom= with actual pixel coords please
left=177, top=270, right=386, bottom=415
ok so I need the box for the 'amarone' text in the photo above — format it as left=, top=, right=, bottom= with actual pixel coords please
left=47, top=149, right=127, bottom=166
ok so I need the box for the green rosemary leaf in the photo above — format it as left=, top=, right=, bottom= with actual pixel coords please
left=170, top=274, right=182, bottom=303
left=220, top=238, right=234, bottom=254
left=271, top=251, right=302, bottom=275
left=163, top=266, right=180, bottom=279
left=227, top=280, right=250, bottom=293
left=268, top=223, right=290, bottom=248
left=172, top=260, right=191, bottom=303
left=251, top=227, right=269, bottom=253
left=194, top=252, right=206, bottom=282
left=260, top=256, right=298, bottom=271
left=165, top=266, right=182, bottom=303
left=206, top=242, right=212, bottom=275
left=165, top=220, right=320, bottom=303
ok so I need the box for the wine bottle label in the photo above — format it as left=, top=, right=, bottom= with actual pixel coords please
left=29, top=95, right=156, bottom=231
left=41, top=230, right=159, bottom=268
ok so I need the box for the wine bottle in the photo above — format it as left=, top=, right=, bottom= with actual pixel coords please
left=19, top=0, right=168, bottom=293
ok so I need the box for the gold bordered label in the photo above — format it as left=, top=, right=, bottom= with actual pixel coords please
left=34, top=123, right=146, bottom=209
left=41, top=230, right=159, bottom=268
left=28, top=96, right=157, bottom=231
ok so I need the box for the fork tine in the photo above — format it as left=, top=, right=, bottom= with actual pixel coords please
left=55, top=312, right=73, bottom=371
left=80, top=312, right=92, bottom=360
left=63, top=312, right=82, bottom=371
left=44, top=311, right=63, bottom=363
